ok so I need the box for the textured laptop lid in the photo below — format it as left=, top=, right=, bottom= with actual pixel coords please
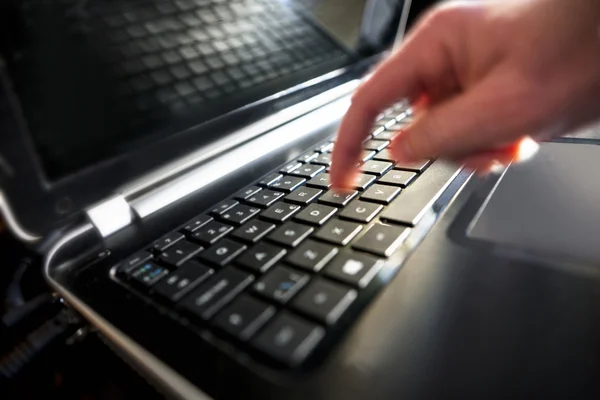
left=0, top=0, right=406, bottom=183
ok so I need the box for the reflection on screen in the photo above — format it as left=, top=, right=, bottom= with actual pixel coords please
left=0, top=0, right=406, bottom=180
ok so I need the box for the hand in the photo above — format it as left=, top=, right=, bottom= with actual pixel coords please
left=331, top=0, right=600, bottom=189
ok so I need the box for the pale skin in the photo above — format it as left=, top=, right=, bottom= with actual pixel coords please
left=330, top=0, right=600, bottom=189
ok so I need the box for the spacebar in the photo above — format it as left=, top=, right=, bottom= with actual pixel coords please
left=381, top=161, right=462, bottom=226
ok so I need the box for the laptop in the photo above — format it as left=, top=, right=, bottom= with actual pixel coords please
left=1, top=0, right=599, bottom=398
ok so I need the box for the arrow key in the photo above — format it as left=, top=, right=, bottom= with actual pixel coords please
left=232, top=219, right=276, bottom=243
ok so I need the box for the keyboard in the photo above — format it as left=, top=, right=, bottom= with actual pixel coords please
left=115, top=104, right=462, bottom=369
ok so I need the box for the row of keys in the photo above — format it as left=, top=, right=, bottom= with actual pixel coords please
left=117, top=110, right=460, bottom=368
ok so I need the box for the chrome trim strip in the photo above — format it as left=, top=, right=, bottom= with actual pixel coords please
left=121, top=79, right=360, bottom=199
left=0, top=191, right=41, bottom=242
left=44, top=223, right=212, bottom=400
left=130, top=94, right=353, bottom=219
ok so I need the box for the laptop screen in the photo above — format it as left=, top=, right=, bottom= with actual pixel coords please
left=0, top=0, right=419, bottom=181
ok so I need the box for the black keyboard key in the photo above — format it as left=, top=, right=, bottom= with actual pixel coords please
left=232, top=219, right=276, bottom=243
left=292, top=278, right=357, bottom=325
left=284, top=187, right=322, bottom=205
left=213, top=295, right=275, bottom=341
left=298, top=152, right=318, bottom=163
left=316, top=142, right=334, bottom=153
left=311, top=153, right=332, bottom=166
left=361, top=184, right=401, bottom=204
left=394, top=159, right=431, bottom=172
left=372, top=149, right=395, bottom=162
left=237, top=243, right=287, bottom=273
left=252, top=312, right=324, bottom=366
left=350, top=174, right=376, bottom=190
left=381, top=162, right=461, bottom=226
left=245, top=190, right=285, bottom=208
left=152, top=231, right=185, bottom=252
left=290, top=164, right=325, bottom=179
left=191, top=221, right=233, bottom=246
left=360, top=150, right=376, bottom=163
left=200, top=239, right=247, bottom=267
left=378, top=170, right=417, bottom=187
left=319, top=189, right=358, bottom=207
left=360, top=160, right=393, bottom=176
left=128, top=261, right=169, bottom=287
left=220, top=204, right=261, bottom=225
left=294, top=203, right=337, bottom=226
left=269, top=176, right=305, bottom=192
left=153, top=260, right=213, bottom=302
left=158, top=240, right=203, bottom=268
left=324, top=252, right=383, bottom=288
left=235, top=186, right=262, bottom=200
left=268, top=222, right=314, bottom=247
left=261, top=202, right=301, bottom=223
left=286, top=240, right=338, bottom=272
left=211, top=200, right=239, bottom=216
left=372, top=130, right=399, bottom=141
left=259, top=173, right=282, bottom=187
left=339, top=200, right=383, bottom=223
left=121, top=251, right=153, bottom=273
left=253, top=266, right=310, bottom=303
left=280, top=162, right=301, bottom=174
left=181, top=215, right=213, bottom=235
left=363, top=139, right=389, bottom=151
left=371, top=126, right=385, bottom=137
left=353, top=223, right=410, bottom=257
left=306, top=173, right=331, bottom=190
left=179, top=268, right=254, bottom=321
left=374, top=117, right=396, bottom=127
left=315, top=219, right=363, bottom=246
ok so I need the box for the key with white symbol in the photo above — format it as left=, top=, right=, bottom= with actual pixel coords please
left=360, top=184, right=401, bottom=204
left=352, top=223, right=410, bottom=257
left=292, top=278, right=356, bottom=325
left=285, top=187, right=322, bottom=205
left=153, top=260, right=213, bottom=302
left=324, top=252, right=383, bottom=288
left=232, top=219, right=276, bottom=243
left=261, top=202, right=301, bottom=223
left=268, top=222, right=314, bottom=247
left=315, top=219, right=363, bottom=246
left=286, top=240, right=338, bottom=272
left=199, top=238, right=247, bottom=267
left=237, top=242, right=287, bottom=273
left=339, top=200, right=383, bottom=223
left=213, top=294, right=275, bottom=341
left=294, top=203, right=337, bottom=226
left=220, top=204, right=261, bottom=225
left=246, top=189, right=285, bottom=208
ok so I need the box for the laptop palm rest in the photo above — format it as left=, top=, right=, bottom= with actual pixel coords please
left=467, top=142, right=600, bottom=262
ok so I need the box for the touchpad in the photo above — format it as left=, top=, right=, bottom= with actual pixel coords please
left=467, top=142, right=600, bottom=262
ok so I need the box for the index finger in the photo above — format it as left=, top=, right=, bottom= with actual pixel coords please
left=330, top=11, right=454, bottom=189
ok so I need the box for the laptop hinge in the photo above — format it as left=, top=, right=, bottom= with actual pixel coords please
left=86, top=196, right=134, bottom=238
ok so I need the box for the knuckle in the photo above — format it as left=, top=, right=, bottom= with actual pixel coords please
left=422, top=2, right=465, bottom=29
